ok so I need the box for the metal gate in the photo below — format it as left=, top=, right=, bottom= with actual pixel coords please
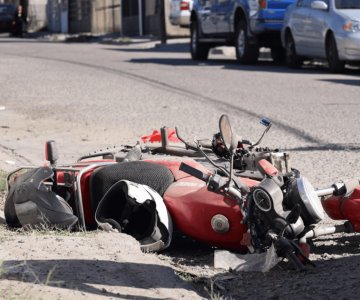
left=68, top=0, right=91, bottom=33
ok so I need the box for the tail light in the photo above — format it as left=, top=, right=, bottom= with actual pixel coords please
left=180, top=1, right=190, bottom=11
left=259, top=0, right=267, bottom=9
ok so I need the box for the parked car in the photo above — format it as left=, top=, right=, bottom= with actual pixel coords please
left=0, top=3, right=16, bottom=33
left=282, top=0, right=360, bottom=72
left=170, top=0, right=193, bottom=27
left=190, top=0, right=296, bottom=64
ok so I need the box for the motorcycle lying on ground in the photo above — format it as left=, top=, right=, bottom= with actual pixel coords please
left=4, top=115, right=360, bottom=271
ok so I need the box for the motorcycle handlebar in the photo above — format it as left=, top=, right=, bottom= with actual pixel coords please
left=316, top=178, right=360, bottom=197
left=227, top=186, right=242, bottom=199
left=179, top=162, right=210, bottom=182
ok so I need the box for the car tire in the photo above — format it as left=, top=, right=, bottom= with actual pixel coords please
left=235, top=20, right=259, bottom=64
left=285, top=32, right=303, bottom=69
left=190, top=20, right=210, bottom=61
left=327, top=34, right=344, bottom=73
left=271, top=47, right=285, bottom=64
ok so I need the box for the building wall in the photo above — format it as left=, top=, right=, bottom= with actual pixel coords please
left=122, top=0, right=189, bottom=37
left=12, top=0, right=188, bottom=36
left=91, top=0, right=121, bottom=34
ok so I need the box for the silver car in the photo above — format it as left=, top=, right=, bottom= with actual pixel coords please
left=169, top=0, right=192, bottom=27
left=281, top=0, right=360, bottom=72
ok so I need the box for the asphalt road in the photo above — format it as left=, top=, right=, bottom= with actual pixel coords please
left=0, top=35, right=360, bottom=188
left=1, top=35, right=360, bottom=300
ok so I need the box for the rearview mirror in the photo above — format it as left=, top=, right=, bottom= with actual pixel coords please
left=311, top=1, right=328, bottom=10
left=219, top=114, right=237, bottom=152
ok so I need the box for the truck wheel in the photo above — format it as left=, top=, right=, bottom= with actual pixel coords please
left=190, top=20, right=210, bottom=61
left=327, top=34, right=344, bottom=73
left=235, top=21, right=259, bottom=64
left=285, top=32, right=303, bottom=69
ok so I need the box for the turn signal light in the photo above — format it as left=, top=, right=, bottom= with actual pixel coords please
left=343, top=20, right=360, bottom=32
left=259, top=0, right=267, bottom=9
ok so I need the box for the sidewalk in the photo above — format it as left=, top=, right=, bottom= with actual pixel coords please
left=24, top=31, right=170, bottom=46
left=3, top=31, right=272, bottom=59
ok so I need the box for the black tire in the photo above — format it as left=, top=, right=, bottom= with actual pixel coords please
left=271, top=47, right=285, bottom=64
left=285, top=32, right=303, bottom=69
left=327, top=34, right=344, bottom=73
left=235, top=20, right=259, bottom=64
left=190, top=20, right=210, bottom=61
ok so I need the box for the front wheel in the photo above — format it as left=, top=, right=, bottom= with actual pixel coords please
left=235, top=21, right=259, bottom=64
left=285, top=32, right=303, bottom=69
left=327, top=34, right=344, bottom=73
left=190, top=20, right=210, bottom=61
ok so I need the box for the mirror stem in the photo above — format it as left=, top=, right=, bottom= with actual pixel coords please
left=228, top=150, right=235, bottom=187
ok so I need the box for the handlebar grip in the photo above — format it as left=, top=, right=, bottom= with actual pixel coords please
left=179, top=162, right=210, bottom=182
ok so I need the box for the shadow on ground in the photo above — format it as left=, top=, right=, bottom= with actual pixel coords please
left=2, top=259, right=204, bottom=299
left=203, top=233, right=360, bottom=299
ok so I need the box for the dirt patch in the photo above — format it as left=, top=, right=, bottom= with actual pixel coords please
left=0, top=193, right=209, bottom=299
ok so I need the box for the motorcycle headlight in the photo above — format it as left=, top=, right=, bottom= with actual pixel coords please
left=343, top=20, right=360, bottom=32
left=290, top=177, right=325, bottom=226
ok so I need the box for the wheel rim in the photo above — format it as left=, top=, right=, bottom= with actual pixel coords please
left=237, top=30, right=245, bottom=57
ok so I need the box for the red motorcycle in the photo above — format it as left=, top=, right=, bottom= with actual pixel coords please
left=4, top=115, right=360, bottom=270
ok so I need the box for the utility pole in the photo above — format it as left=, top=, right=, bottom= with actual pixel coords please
left=138, top=0, right=143, bottom=36
left=159, top=0, right=167, bottom=44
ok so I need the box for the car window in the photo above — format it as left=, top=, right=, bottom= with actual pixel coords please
left=335, top=0, right=360, bottom=9
left=297, top=0, right=312, bottom=8
left=0, top=4, right=15, bottom=14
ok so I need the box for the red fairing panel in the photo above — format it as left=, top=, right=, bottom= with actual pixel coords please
left=148, top=158, right=259, bottom=249
left=80, top=169, right=97, bottom=225
left=322, top=187, right=360, bottom=231
left=164, top=178, right=247, bottom=250
left=162, top=163, right=259, bottom=250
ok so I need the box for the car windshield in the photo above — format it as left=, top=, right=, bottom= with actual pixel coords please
left=335, top=0, right=360, bottom=9
left=0, top=5, right=15, bottom=14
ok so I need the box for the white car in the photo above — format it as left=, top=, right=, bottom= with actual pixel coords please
left=281, top=0, right=360, bottom=72
left=169, top=0, right=192, bottom=27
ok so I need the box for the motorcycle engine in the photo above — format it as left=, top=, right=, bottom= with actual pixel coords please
left=247, top=177, right=305, bottom=251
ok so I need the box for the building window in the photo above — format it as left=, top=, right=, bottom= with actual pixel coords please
left=123, top=0, right=139, bottom=17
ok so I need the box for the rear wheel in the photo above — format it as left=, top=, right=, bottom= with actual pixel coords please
left=327, top=34, right=344, bottom=73
left=285, top=32, right=303, bottom=69
left=190, top=20, right=210, bottom=61
left=235, top=20, right=259, bottom=64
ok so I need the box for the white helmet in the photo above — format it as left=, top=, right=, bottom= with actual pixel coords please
left=95, top=180, right=173, bottom=252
